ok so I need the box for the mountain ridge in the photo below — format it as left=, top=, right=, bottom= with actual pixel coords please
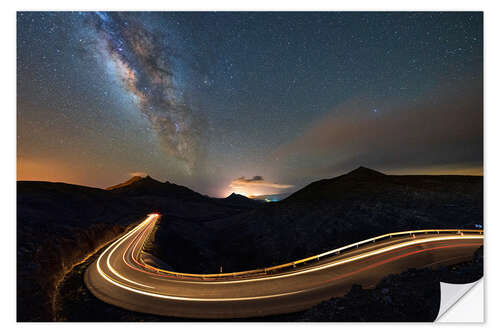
left=105, top=175, right=145, bottom=190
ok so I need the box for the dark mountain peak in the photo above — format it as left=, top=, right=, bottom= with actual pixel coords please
left=106, top=174, right=208, bottom=202
left=281, top=167, right=387, bottom=203
left=140, top=175, right=161, bottom=184
left=227, top=192, right=246, bottom=199
left=221, top=192, right=263, bottom=208
left=105, top=174, right=166, bottom=191
left=105, top=175, right=146, bottom=190
left=344, top=166, right=386, bottom=178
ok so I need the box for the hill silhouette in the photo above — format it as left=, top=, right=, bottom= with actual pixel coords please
left=106, top=176, right=203, bottom=200
left=220, top=193, right=262, bottom=208
left=283, top=166, right=386, bottom=202
left=17, top=166, right=483, bottom=320
left=17, top=177, right=259, bottom=321
left=148, top=167, right=483, bottom=273
left=105, top=175, right=144, bottom=190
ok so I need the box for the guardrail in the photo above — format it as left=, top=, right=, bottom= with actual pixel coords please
left=138, top=215, right=483, bottom=280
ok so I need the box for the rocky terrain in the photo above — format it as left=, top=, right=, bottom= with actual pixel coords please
left=18, top=166, right=483, bottom=321
left=54, top=245, right=483, bottom=321
left=149, top=167, right=483, bottom=273
left=17, top=176, right=259, bottom=321
left=17, top=181, right=140, bottom=321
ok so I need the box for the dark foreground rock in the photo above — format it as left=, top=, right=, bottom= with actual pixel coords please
left=17, top=179, right=258, bottom=321
left=17, top=181, right=145, bottom=321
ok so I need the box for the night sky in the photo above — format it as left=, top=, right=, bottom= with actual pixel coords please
left=17, top=12, right=483, bottom=197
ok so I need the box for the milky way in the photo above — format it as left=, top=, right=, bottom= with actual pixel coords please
left=90, top=12, right=202, bottom=172
left=17, top=12, right=483, bottom=196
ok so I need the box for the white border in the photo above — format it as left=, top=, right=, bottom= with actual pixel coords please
left=3, top=1, right=499, bottom=332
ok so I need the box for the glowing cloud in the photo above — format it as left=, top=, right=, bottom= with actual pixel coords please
left=228, top=176, right=294, bottom=196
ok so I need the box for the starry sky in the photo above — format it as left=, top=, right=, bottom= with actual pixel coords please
left=17, top=12, right=483, bottom=197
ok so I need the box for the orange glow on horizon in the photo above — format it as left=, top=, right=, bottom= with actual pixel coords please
left=17, top=157, right=89, bottom=185
left=18, top=156, right=483, bottom=197
left=387, top=166, right=483, bottom=176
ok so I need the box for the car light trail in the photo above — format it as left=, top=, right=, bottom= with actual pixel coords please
left=123, top=215, right=483, bottom=284
left=96, top=215, right=156, bottom=289
left=86, top=214, right=483, bottom=318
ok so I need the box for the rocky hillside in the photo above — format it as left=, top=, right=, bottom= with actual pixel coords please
left=218, top=193, right=264, bottom=208
left=17, top=181, right=142, bottom=321
left=105, top=175, right=143, bottom=190
left=17, top=177, right=259, bottom=321
left=149, top=167, right=483, bottom=273
left=18, top=167, right=482, bottom=320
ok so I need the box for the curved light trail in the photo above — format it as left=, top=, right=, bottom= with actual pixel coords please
left=85, top=214, right=483, bottom=319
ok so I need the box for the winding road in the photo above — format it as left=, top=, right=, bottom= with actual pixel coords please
left=85, top=214, right=483, bottom=319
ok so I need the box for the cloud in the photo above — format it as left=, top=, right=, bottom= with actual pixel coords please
left=238, top=176, right=264, bottom=182
left=273, top=75, right=483, bottom=177
left=229, top=176, right=294, bottom=190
